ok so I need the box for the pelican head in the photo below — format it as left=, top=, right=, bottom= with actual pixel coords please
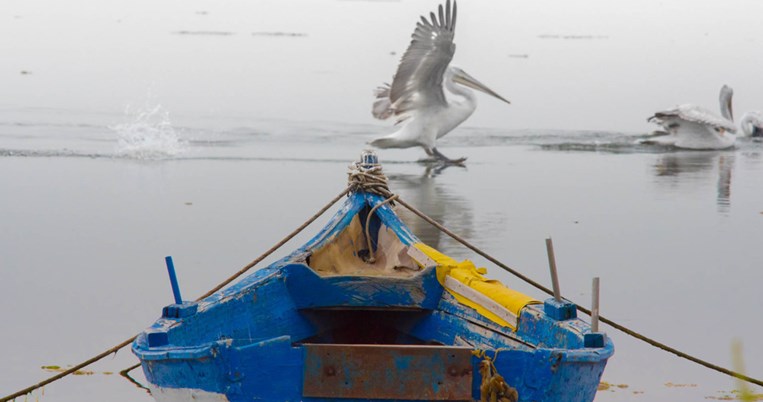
left=719, top=84, right=734, bottom=122
left=741, top=112, right=763, bottom=137
left=448, top=66, right=510, bottom=104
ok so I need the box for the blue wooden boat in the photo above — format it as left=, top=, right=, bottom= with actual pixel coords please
left=132, top=155, right=613, bottom=402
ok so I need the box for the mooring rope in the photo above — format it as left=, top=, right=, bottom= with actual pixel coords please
left=5, top=167, right=761, bottom=401
left=198, top=186, right=351, bottom=299
left=478, top=359, right=518, bottom=402
left=0, top=186, right=351, bottom=402
left=0, top=337, right=139, bottom=402
left=363, top=194, right=399, bottom=263
left=394, top=196, right=763, bottom=388
left=347, top=159, right=394, bottom=198
left=473, top=349, right=519, bottom=402
left=348, top=157, right=399, bottom=264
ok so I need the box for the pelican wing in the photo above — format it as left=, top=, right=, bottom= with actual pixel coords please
left=653, top=104, right=737, bottom=132
left=741, top=111, right=763, bottom=125
left=372, top=83, right=394, bottom=120
left=388, top=0, right=456, bottom=119
left=744, top=111, right=763, bottom=125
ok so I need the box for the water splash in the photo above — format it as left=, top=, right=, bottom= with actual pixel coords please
left=110, top=104, right=186, bottom=159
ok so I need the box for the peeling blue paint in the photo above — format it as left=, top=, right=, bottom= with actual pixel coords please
left=133, top=191, right=613, bottom=401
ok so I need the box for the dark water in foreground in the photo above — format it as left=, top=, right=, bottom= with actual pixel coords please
left=1, top=109, right=762, bottom=401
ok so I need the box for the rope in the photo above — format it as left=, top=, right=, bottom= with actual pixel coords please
left=474, top=350, right=518, bottom=402
left=6, top=175, right=760, bottom=399
left=394, top=196, right=763, bottom=389
left=119, top=365, right=150, bottom=394
left=119, top=362, right=142, bottom=382
left=363, top=194, right=399, bottom=263
left=347, top=157, right=398, bottom=264
left=0, top=337, right=137, bottom=402
left=395, top=197, right=554, bottom=295
left=198, top=186, right=350, bottom=299
left=0, top=186, right=351, bottom=402
left=347, top=160, right=394, bottom=198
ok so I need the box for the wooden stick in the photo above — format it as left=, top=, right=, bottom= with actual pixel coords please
left=591, top=277, right=600, bottom=332
left=397, top=196, right=763, bottom=388
left=545, top=238, right=562, bottom=302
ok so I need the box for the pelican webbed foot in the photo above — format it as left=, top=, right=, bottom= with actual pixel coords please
left=430, top=147, right=467, bottom=165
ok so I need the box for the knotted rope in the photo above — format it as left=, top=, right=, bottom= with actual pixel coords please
left=347, top=157, right=398, bottom=263
left=474, top=350, right=518, bottom=402
left=6, top=152, right=761, bottom=401
left=347, top=159, right=394, bottom=199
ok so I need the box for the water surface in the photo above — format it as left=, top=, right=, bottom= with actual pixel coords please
left=2, top=0, right=762, bottom=401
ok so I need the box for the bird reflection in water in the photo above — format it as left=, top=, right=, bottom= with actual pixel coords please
left=653, top=151, right=735, bottom=213
left=386, top=165, right=473, bottom=254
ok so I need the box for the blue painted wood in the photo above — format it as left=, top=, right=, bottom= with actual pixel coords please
left=145, top=331, right=168, bottom=348
left=161, top=302, right=198, bottom=319
left=132, top=190, right=614, bottom=402
left=285, top=265, right=443, bottom=310
left=164, top=256, right=183, bottom=304
left=364, top=192, right=418, bottom=246
left=584, top=333, right=606, bottom=348
left=543, top=297, right=578, bottom=321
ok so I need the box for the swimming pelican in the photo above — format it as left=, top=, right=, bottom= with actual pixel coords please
left=369, top=0, right=510, bottom=164
left=646, top=85, right=737, bottom=150
left=740, top=111, right=763, bottom=138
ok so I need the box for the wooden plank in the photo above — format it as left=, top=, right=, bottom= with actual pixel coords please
left=444, top=275, right=519, bottom=328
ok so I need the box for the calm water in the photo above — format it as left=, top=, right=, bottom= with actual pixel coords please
left=2, top=0, right=762, bottom=401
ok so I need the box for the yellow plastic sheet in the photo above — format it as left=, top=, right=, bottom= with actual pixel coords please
left=412, top=243, right=538, bottom=329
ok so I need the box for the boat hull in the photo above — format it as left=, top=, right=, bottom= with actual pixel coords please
left=135, top=264, right=613, bottom=401
left=133, top=191, right=613, bottom=401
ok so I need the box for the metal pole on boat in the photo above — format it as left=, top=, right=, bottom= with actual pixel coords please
left=545, top=237, right=562, bottom=302
left=591, top=277, right=600, bottom=333
left=165, top=256, right=183, bottom=304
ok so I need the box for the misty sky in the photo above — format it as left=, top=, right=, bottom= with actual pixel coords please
left=2, top=0, right=762, bottom=132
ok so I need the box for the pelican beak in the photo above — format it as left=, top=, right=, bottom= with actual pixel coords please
left=453, top=70, right=511, bottom=104
left=727, top=98, right=734, bottom=122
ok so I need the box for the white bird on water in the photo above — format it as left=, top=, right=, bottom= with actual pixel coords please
left=369, top=0, right=510, bottom=164
left=740, top=111, right=763, bottom=138
left=646, top=85, right=737, bottom=150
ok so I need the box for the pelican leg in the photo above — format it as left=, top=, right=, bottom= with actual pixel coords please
left=431, top=147, right=467, bottom=165
left=416, top=147, right=439, bottom=164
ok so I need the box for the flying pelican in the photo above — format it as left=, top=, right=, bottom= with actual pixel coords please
left=369, top=0, right=510, bottom=164
left=740, top=111, right=763, bottom=138
left=646, top=85, right=737, bottom=150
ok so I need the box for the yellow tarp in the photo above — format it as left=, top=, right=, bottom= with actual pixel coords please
left=412, top=243, right=538, bottom=330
